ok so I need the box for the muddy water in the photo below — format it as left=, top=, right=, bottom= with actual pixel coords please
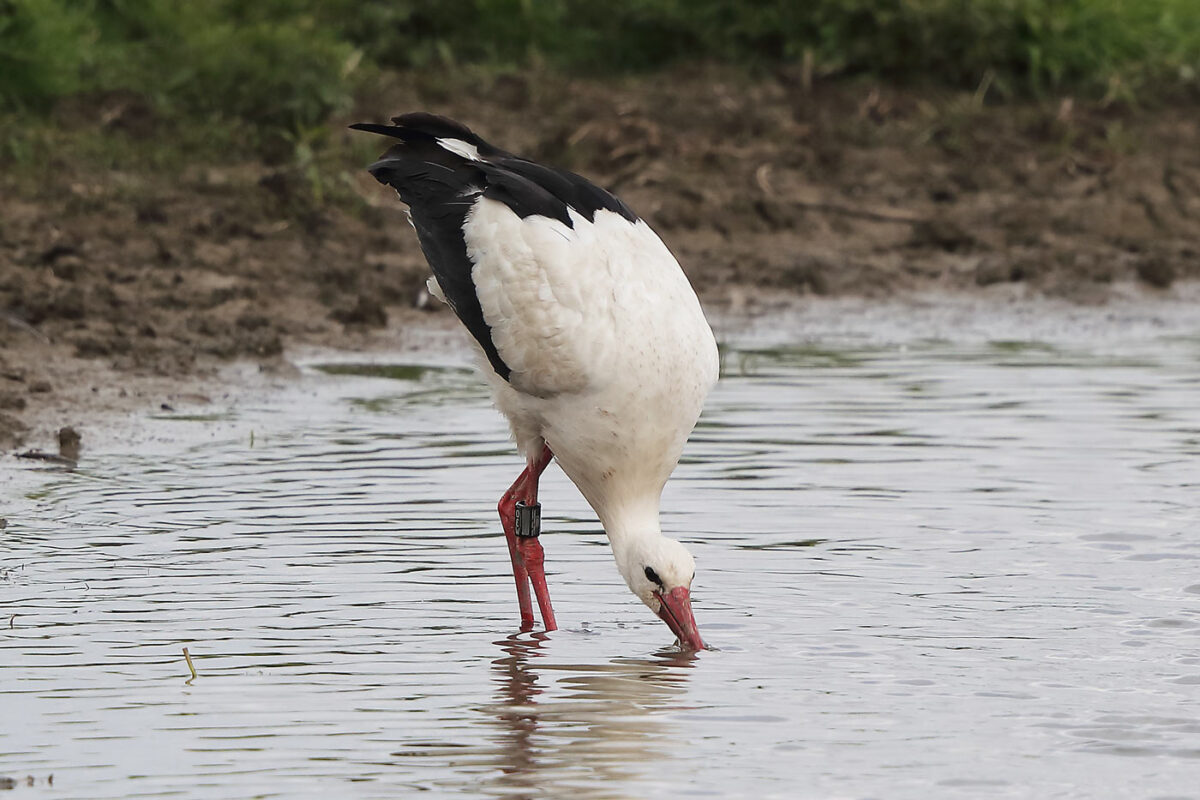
left=4, top=313, right=1200, bottom=798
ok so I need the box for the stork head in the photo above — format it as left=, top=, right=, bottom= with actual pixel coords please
left=616, top=535, right=706, bottom=650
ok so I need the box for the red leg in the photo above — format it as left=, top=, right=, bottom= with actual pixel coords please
left=499, top=468, right=535, bottom=629
left=520, top=535, right=556, bottom=632
left=498, top=445, right=556, bottom=631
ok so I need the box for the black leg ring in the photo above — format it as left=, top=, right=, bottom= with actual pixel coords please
left=515, top=501, right=541, bottom=539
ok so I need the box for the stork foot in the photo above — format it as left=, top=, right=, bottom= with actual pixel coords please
left=517, top=532, right=557, bottom=631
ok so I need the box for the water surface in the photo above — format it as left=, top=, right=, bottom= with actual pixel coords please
left=3, top=311, right=1200, bottom=798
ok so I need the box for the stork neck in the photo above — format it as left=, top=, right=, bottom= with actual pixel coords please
left=598, top=494, right=664, bottom=553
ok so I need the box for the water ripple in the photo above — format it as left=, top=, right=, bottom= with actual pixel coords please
left=3, top=338, right=1200, bottom=798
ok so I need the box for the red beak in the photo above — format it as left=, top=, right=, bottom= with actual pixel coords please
left=654, top=586, right=706, bottom=650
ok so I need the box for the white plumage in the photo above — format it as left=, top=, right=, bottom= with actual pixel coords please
left=466, top=198, right=718, bottom=586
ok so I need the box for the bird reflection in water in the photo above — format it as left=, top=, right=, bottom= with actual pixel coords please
left=482, top=634, right=698, bottom=798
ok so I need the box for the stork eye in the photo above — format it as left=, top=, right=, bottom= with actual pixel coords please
left=644, top=566, right=663, bottom=586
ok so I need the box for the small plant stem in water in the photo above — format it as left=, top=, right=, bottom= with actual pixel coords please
left=183, top=647, right=198, bottom=683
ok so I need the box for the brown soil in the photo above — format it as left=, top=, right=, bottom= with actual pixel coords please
left=2, top=66, right=1198, bottom=452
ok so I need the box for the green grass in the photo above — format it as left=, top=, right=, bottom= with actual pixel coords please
left=1, top=0, right=1198, bottom=158
left=0, top=0, right=358, bottom=126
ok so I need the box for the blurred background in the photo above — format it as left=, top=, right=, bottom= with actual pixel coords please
left=1, top=0, right=1199, bottom=445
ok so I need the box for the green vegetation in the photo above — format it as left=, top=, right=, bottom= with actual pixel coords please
left=1, top=0, right=1197, bottom=153
left=377, top=0, right=1200, bottom=100
left=0, top=0, right=357, bottom=127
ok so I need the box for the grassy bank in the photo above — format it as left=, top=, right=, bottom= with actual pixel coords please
left=2, top=1, right=1199, bottom=148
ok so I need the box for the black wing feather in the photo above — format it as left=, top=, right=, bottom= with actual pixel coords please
left=490, top=158, right=637, bottom=223
left=363, top=148, right=511, bottom=380
left=351, top=113, right=638, bottom=383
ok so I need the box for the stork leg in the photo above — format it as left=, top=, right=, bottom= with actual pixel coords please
left=498, top=444, right=556, bottom=631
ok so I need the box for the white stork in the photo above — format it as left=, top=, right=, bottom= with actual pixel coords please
left=352, top=113, right=717, bottom=649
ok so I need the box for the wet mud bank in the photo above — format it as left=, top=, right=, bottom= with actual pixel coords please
left=2, top=67, right=1198, bottom=453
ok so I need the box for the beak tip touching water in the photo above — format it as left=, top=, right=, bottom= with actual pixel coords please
left=655, top=586, right=706, bottom=651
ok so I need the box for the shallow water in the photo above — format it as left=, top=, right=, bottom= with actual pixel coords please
left=4, top=315, right=1200, bottom=798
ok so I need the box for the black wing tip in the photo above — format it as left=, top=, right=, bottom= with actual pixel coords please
left=349, top=122, right=402, bottom=136
left=350, top=114, right=484, bottom=146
